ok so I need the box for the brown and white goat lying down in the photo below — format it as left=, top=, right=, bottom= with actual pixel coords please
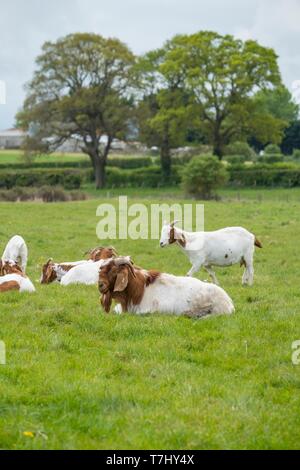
left=0, top=260, right=35, bottom=293
left=41, top=247, right=117, bottom=284
left=99, top=257, right=234, bottom=318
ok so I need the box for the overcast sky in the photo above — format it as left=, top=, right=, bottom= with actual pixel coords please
left=1, top=0, right=300, bottom=129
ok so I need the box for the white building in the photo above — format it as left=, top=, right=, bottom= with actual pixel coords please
left=0, top=128, right=27, bottom=149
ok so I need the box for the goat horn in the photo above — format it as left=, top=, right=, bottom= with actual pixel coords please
left=114, top=256, right=132, bottom=266
left=109, top=247, right=118, bottom=257
left=170, top=220, right=180, bottom=227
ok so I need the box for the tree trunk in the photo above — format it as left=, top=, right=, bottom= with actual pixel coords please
left=160, top=141, right=171, bottom=181
left=94, top=157, right=106, bottom=189
left=213, top=121, right=224, bottom=160
left=87, top=150, right=106, bottom=189
left=213, top=142, right=223, bottom=160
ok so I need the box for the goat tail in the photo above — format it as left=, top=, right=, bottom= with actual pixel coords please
left=254, top=236, right=262, bottom=248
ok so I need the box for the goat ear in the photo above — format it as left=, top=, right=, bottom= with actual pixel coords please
left=114, top=269, right=129, bottom=292
left=101, top=292, right=112, bottom=313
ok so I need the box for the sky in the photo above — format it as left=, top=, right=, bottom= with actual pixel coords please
left=1, top=0, right=300, bottom=129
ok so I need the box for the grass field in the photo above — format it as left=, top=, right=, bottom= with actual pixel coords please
left=1, top=189, right=300, bottom=450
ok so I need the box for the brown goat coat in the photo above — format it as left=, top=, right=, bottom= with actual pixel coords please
left=0, top=281, right=20, bottom=292
left=99, top=262, right=160, bottom=313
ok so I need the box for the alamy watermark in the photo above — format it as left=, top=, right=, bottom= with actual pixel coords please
left=0, top=80, right=6, bottom=105
left=0, top=341, right=6, bottom=365
left=96, top=196, right=204, bottom=241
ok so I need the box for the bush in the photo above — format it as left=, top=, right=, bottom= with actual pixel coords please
left=0, top=169, right=85, bottom=189
left=0, top=155, right=152, bottom=171
left=264, top=144, right=281, bottom=155
left=258, top=144, right=283, bottom=164
left=260, top=154, right=284, bottom=164
left=228, top=162, right=300, bottom=187
left=292, top=149, right=300, bottom=160
left=108, top=156, right=152, bottom=169
left=225, top=142, right=257, bottom=161
left=0, top=186, right=87, bottom=202
left=181, top=155, right=228, bottom=199
left=105, top=165, right=181, bottom=188
left=225, top=155, right=247, bottom=165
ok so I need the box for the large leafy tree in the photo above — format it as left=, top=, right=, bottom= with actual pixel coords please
left=136, top=49, right=193, bottom=180
left=159, top=31, right=283, bottom=158
left=253, top=85, right=299, bottom=122
left=249, top=86, right=299, bottom=153
left=17, top=33, right=136, bottom=188
left=281, top=121, right=300, bottom=155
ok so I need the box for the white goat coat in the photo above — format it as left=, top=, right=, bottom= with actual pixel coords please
left=53, top=260, right=89, bottom=282
left=181, top=227, right=255, bottom=267
left=61, top=260, right=103, bottom=286
left=128, top=273, right=234, bottom=317
left=160, top=225, right=258, bottom=285
left=2, top=235, right=28, bottom=272
left=0, top=274, right=35, bottom=292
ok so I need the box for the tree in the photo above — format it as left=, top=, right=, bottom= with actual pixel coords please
left=253, top=85, right=299, bottom=122
left=281, top=121, right=300, bottom=155
left=17, top=33, right=136, bottom=189
left=181, top=155, right=228, bottom=199
left=136, top=48, right=193, bottom=180
left=248, top=85, right=299, bottom=152
left=159, top=31, right=283, bottom=158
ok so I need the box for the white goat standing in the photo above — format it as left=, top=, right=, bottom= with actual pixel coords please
left=2, top=235, right=28, bottom=273
left=159, top=221, right=262, bottom=286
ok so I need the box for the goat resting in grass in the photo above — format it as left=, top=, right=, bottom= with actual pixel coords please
left=41, top=259, right=88, bottom=284
left=86, top=246, right=117, bottom=262
left=98, top=257, right=234, bottom=318
left=61, top=247, right=118, bottom=286
left=159, top=221, right=262, bottom=286
left=0, top=260, right=35, bottom=292
left=2, top=235, right=28, bottom=273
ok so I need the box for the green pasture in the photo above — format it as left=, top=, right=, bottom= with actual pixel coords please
left=0, top=189, right=300, bottom=449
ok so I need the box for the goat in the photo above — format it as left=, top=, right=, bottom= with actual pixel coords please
left=0, top=260, right=35, bottom=293
left=86, top=246, right=117, bottom=262
left=159, top=221, right=262, bottom=286
left=61, top=247, right=118, bottom=286
left=40, top=259, right=88, bottom=284
left=98, top=257, right=234, bottom=317
left=2, top=235, right=28, bottom=273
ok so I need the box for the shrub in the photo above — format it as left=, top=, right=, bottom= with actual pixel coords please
left=228, top=162, right=300, bottom=187
left=105, top=165, right=181, bottom=188
left=0, top=156, right=152, bottom=171
left=260, top=154, right=284, bottom=164
left=225, top=142, right=257, bottom=161
left=0, top=169, right=85, bottom=189
left=292, top=149, right=300, bottom=160
left=264, top=144, right=281, bottom=155
left=0, top=186, right=87, bottom=202
left=259, top=144, right=283, bottom=164
left=181, top=155, right=228, bottom=199
left=225, top=155, right=247, bottom=165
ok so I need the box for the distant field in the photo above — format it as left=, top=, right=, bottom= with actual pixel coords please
left=0, top=150, right=146, bottom=165
left=1, top=191, right=300, bottom=449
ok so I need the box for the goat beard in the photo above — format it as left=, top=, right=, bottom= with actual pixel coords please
left=101, top=291, right=112, bottom=313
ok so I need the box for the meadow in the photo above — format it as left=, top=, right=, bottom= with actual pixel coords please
left=0, top=187, right=300, bottom=450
